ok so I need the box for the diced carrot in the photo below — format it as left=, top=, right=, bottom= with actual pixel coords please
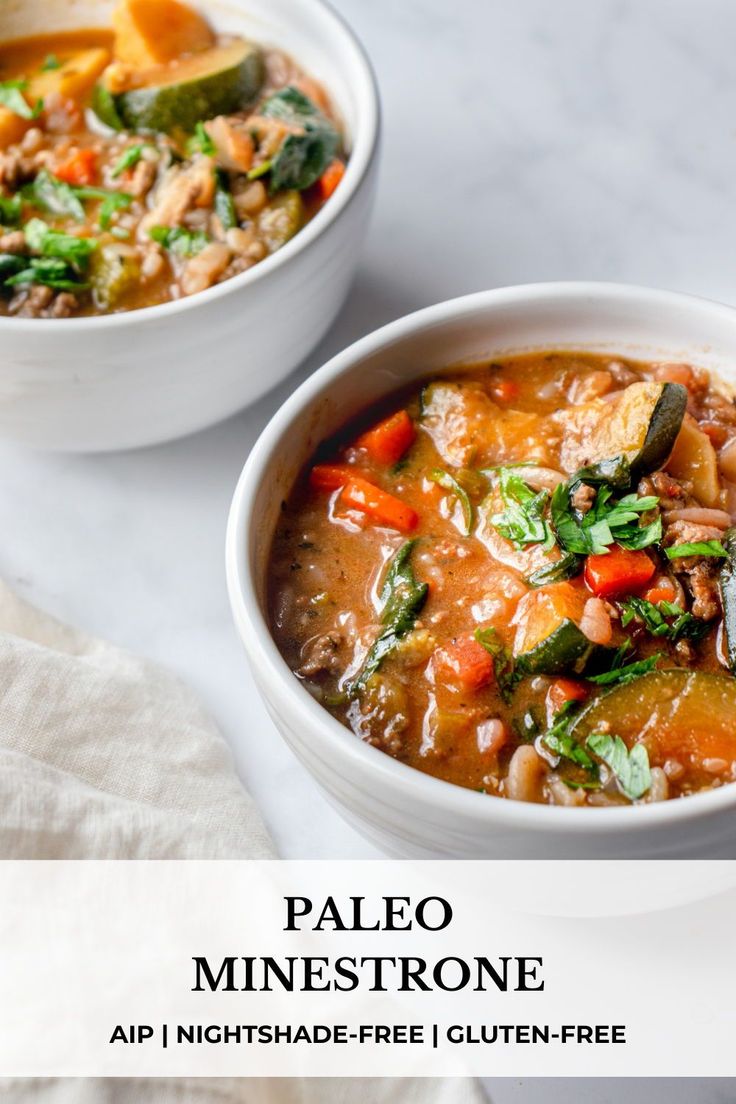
left=340, top=476, right=418, bottom=533
left=584, top=546, right=656, bottom=599
left=435, top=635, right=495, bottom=692
left=309, top=464, right=356, bottom=491
left=491, top=378, right=520, bottom=403
left=702, top=423, right=729, bottom=449
left=310, top=464, right=418, bottom=532
left=54, top=149, right=97, bottom=186
left=546, top=678, right=587, bottom=718
left=318, top=158, right=345, bottom=201
left=642, top=579, right=678, bottom=605
left=355, top=410, right=416, bottom=466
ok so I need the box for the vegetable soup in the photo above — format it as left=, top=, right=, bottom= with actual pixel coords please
left=0, top=0, right=346, bottom=317
left=269, top=352, right=736, bottom=807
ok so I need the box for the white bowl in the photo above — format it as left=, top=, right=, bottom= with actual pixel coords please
left=0, top=0, right=379, bottom=451
left=227, top=282, right=736, bottom=859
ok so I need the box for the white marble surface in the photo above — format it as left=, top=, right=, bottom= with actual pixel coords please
left=6, top=0, right=736, bottom=871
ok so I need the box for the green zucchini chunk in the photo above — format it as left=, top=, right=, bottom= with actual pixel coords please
left=557, top=380, right=687, bottom=479
left=570, top=669, right=736, bottom=765
left=720, top=527, right=736, bottom=673
left=513, top=584, right=614, bottom=676
left=101, top=40, right=265, bottom=134
left=257, top=190, right=304, bottom=253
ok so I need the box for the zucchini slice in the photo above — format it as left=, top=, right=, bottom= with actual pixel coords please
left=512, top=584, right=613, bottom=675
left=719, top=527, right=736, bottom=673
left=570, top=669, right=736, bottom=767
left=99, top=40, right=264, bottom=134
left=556, top=381, right=687, bottom=478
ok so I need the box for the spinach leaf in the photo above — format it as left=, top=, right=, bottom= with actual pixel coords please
left=349, top=541, right=428, bottom=695
left=474, top=627, right=520, bottom=703
left=491, top=468, right=554, bottom=549
left=214, top=169, right=237, bottom=230
left=587, top=652, right=663, bottom=688
left=24, top=218, right=97, bottom=268
left=586, top=733, right=651, bottom=800
left=524, top=550, right=583, bottom=588
left=0, top=194, right=22, bottom=227
left=541, top=701, right=598, bottom=773
left=261, top=86, right=339, bottom=192
left=619, top=596, right=710, bottom=643
left=429, top=469, right=473, bottom=535
left=666, top=540, right=727, bottom=560
left=0, top=79, right=43, bottom=120
left=0, top=253, right=27, bottom=280
left=149, top=225, right=209, bottom=257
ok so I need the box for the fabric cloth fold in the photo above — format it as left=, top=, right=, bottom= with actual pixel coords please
left=0, top=582, right=485, bottom=1104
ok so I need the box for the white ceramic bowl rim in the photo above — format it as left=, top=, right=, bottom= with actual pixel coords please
left=227, top=281, right=736, bottom=838
left=0, top=0, right=380, bottom=332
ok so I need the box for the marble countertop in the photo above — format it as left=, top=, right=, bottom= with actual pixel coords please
left=6, top=0, right=736, bottom=868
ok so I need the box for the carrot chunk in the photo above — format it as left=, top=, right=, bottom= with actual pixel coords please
left=356, top=410, right=416, bottom=466
left=310, top=464, right=418, bottom=532
left=584, top=546, right=655, bottom=599
left=309, top=464, right=356, bottom=491
left=54, top=149, right=97, bottom=186
left=318, top=158, right=345, bottom=200
left=546, top=677, right=587, bottom=718
left=435, top=635, right=495, bottom=692
left=642, top=579, right=678, bottom=605
left=340, top=476, right=418, bottom=533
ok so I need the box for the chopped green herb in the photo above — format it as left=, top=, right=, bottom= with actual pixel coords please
left=185, top=121, right=215, bottom=157
left=588, top=652, right=663, bottom=688
left=586, top=733, right=651, bottom=800
left=474, top=627, right=520, bottom=704
left=72, top=186, right=133, bottom=230
left=214, top=168, right=237, bottom=230
left=619, top=596, right=710, bottom=643
left=40, top=54, right=61, bottom=71
left=23, top=169, right=85, bottom=220
left=5, top=256, right=87, bottom=291
left=0, top=79, right=43, bottom=120
left=149, top=225, right=209, bottom=257
left=247, top=159, right=272, bottom=181
left=550, top=478, right=660, bottom=556
left=111, top=145, right=147, bottom=178
left=0, top=194, right=22, bottom=227
left=261, top=86, right=340, bottom=192
left=665, top=540, right=727, bottom=560
left=541, top=701, right=598, bottom=773
left=23, top=218, right=97, bottom=268
left=349, top=541, right=428, bottom=695
left=429, top=469, right=473, bottom=535
left=491, top=468, right=554, bottom=550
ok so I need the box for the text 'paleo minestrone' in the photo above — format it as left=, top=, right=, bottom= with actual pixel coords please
left=269, top=352, right=736, bottom=807
left=0, top=0, right=346, bottom=317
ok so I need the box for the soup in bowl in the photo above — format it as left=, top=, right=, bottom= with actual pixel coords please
left=0, top=0, right=378, bottom=449
left=227, top=283, right=736, bottom=858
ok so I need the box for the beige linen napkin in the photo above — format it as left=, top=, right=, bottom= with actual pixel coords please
left=0, top=582, right=485, bottom=1104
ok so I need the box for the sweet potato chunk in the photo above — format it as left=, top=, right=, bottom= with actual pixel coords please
left=112, top=0, right=215, bottom=68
